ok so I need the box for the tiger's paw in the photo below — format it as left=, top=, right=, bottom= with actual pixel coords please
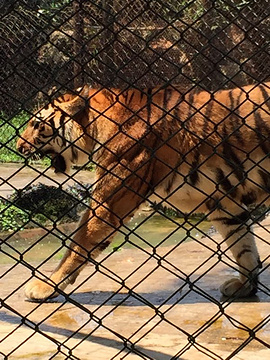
left=220, top=277, right=257, bottom=298
left=25, top=278, right=59, bottom=301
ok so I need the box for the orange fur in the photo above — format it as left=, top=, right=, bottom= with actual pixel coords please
left=17, top=82, right=270, bottom=300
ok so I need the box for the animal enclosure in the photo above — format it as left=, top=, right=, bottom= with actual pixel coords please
left=0, top=1, right=270, bottom=359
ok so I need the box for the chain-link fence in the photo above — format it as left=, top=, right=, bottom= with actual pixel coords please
left=1, top=0, right=270, bottom=359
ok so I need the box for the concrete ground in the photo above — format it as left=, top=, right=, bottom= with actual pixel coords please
left=0, top=164, right=270, bottom=359
left=1, top=222, right=270, bottom=360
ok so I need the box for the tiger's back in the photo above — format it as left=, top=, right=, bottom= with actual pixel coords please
left=90, top=83, right=270, bottom=214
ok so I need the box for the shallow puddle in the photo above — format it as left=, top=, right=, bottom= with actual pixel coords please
left=0, top=212, right=211, bottom=265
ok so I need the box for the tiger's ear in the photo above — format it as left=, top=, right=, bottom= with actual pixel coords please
left=58, top=85, right=90, bottom=120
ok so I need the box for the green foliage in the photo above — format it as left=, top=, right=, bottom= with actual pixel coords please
left=37, top=0, right=72, bottom=22
left=39, top=0, right=71, bottom=11
left=0, top=112, right=29, bottom=163
left=0, top=201, right=29, bottom=231
left=157, top=0, right=251, bottom=26
left=0, top=183, right=92, bottom=232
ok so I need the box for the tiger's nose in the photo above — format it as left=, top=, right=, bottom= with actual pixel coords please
left=17, top=144, right=28, bottom=155
left=17, top=138, right=24, bottom=153
left=17, top=138, right=30, bottom=155
left=17, top=144, right=25, bottom=154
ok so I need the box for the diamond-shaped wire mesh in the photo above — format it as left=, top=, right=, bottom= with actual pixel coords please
left=0, top=0, right=270, bottom=359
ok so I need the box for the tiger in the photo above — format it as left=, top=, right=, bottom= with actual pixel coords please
left=17, top=82, right=270, bottom=301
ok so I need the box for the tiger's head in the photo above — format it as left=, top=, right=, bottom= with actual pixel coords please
left=17, top=86, right=93, bottom=173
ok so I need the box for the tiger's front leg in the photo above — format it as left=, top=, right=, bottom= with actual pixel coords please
left=210, top=204, right=261, bottom=298
left=24, top=204, right=122, bottom=301
left=25, top=155, right=152, bottom=301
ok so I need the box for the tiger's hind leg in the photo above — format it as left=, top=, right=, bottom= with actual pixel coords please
left=209, top=203, right=261, bottom=298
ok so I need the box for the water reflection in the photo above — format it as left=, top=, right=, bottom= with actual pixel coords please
left=113, top=212, right=211, bottom=249
left=0, top=212, right=211, bottom=265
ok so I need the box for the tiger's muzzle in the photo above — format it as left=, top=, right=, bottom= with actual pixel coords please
left=17, top=138, right=67, bottom=173
left=17, top=137, right=34, bottom=156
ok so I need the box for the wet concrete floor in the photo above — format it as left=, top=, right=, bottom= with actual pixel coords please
left=0, top=164, right=270, bottom=359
